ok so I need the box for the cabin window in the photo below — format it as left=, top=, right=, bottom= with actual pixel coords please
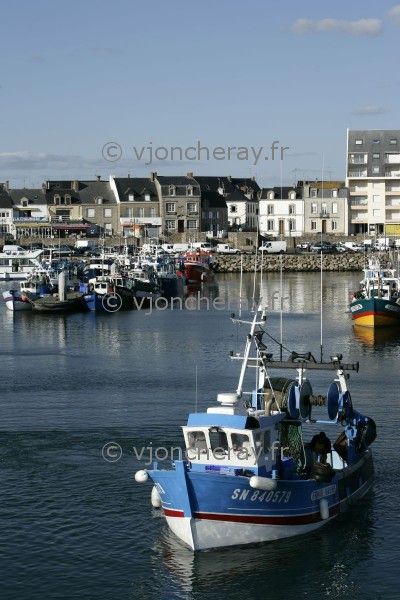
left=187, top=431, right=208, bottom=453
left=231, top=433, right=251, bottom=452
left=209, top=429, right=229, bottom=454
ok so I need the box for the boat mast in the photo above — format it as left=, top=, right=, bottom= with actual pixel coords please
left=236, top=308, right=260, bottom=398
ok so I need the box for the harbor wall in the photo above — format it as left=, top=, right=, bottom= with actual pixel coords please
left=212, top=254, right=392, bottom=273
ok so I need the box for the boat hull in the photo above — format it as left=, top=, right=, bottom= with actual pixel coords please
left=2, top=291, right=33, bottom=311
left=184, top=263, right=213, bottom=284
left=148, top=451, right=374, bottom=551
left=350, top=297, right=400, bottom=327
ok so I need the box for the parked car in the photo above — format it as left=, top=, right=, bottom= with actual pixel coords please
left=309, top=242, right=337, bottom=254
left=296, top=242, right=311, bottom=251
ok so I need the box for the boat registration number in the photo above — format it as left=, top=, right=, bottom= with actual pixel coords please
left=231, top=489, right=291, bottom=503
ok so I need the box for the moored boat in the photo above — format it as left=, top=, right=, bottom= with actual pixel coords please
left=2, top=289, right=33, bottom=311
left=350, top=259, right=400, bottom=327
left=181, top=250, right=214, bottom=284
left=135, top=305, right=376, bottom=551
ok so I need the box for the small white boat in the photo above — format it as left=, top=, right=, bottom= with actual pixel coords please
left=0, top=248, right=43, bottom=280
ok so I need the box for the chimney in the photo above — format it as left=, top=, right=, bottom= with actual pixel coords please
left=42, top=183, right=46, bottom=193
left=187, top=171, right=194, bottom=178
left=227, top=175, right=232, bottom=181
left=150, top=171, right=158, bottom=182
left=4, top=180, right=9, bottom=191
left=96, top=175, right=101, bottom=182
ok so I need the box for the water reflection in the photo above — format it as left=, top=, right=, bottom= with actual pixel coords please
left=352, top=325, right=400, bottom=349
left=153, top=497, right=376, bottom=599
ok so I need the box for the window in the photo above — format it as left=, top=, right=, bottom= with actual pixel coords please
left=86, top=208, right=95, bottom=218
left=321, top=203, right=328, bottom=215
left=104, top=223, right=112, bottom=234
left=169, top=186, right=175, bottom=196
left=288, top=218, right=296, bottom=232
left=187, top=186, right=193, bottom=196
left=149, top=207, right=156, bottom=217
left=209, top=429, right=229, bottom=455
left=289, top=204, right=296, bottom=215
left=187, top=431, right=207, bottom=454
left=311, top=220, right=317, bottom=231
left=208, top=211, right=213, bottom=219
left=165, top=219, right=176, bottom=230
left=187, top=220, right=198, bottom=229
left=96, top=197, right=103, bottom=205
left=104, top=208, right=112, bottom=217
left=267, top=204, right=274, bottom=215
left=267, top=219, right=274, bottom=231
left=372, top=166, right=380, bottom=174
left=166, top=202, right=176, bottom=213
left=355, top=139, right=363, bottom=145
left=390, top=139, right=397, bottom=145
left=332, top=202, right=338, bottom=214
left=230, top=205, right=237, bottom=213
left=187, top=202, right=198, bottom=214
left=231, top=433, right=251, bottom=453
left=128, top=194, right=134, bottom=202
left=144, top=194, right=150, bottom=202
left=268, top=191, right=274, bottom=200
left=332, top=189, right=338, bottom=197
left=138, top=207, right=144, bottom=218
left=373, top=153, right=380, bottom=159
left=21, top=199, right=29, bottom=207
left=331, top=220, right=338, bottom=231
left=311, top=203, right=317, bottom=214
left=311, top=188, right=317, bottom=198
left=290, top=191, right=296, bottom=200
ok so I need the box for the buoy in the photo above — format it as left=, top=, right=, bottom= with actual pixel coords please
left=249, top=476, right=278, bottom=491
left=134, top=469, right=148, bottom=483
left=151, top=485, right=162, bottom=508
left=320, top=498, right=330, bottom=520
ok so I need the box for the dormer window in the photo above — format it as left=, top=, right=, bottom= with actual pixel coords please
left=21, top=199, right=29, bottom=207
left=289, top=191, right=296, bottom=200
left=96, top=197, right=103, bottom=205
left=64, top=194, right=71, bottom=205
left=332, top=189, right=338, bottom=198
left=268, top=191, right=274, bottom=200
left=144, top=193, right=150, bottom=201
left=311, top=188, right=317, bottom=198
left=128, top=194, right=134, bottom=202
left=169, top=186, right=175, bottom=196
left=54, top=194, right=61, bottom=204
left=187, top=186, right=193, bottom=196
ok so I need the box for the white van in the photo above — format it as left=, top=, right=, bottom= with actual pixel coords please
left=216, top=243, right=241, bottom=254
left=172, top=243, right=190, bottom=253
left=190, top=242, right=212, bottom=251
left=259, top=241, right=287, bottom=254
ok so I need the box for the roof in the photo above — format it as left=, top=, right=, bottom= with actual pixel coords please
left=78, top=180, right=117, bottom=205
left=260, top=187, right=300, bottom=200
left=156, top=175, right=199, bottom=186
left=9, top=189, right=47, bottom=205
left=225, top=188, right=249, bottom=202
left=229, top=177, right=261, bottom=193
left=113, top=177, right=158, bottom=202
left=0, top=191, right=13, bottom=209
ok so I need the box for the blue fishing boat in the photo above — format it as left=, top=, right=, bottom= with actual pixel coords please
left=135, top=305, right=376, bottom=551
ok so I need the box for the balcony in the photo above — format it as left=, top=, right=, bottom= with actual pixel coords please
left=349, top=187, right=367, bottom=194
left=351, top=216, right=368, bottom=223
left=50, top=215, right=72, bottom=223
left=120, top=217, right=162, bottom=226
left=347, top=170, right=367, bottom=178
left=385, top=155, right=400, bottom=164
left=385, top=170, right=400, bottom=177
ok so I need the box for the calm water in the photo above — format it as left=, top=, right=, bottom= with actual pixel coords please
left=1, top=272, right=399, bottom=600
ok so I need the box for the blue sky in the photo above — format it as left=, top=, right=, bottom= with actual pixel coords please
left=0, top=0, right=399, bottom=188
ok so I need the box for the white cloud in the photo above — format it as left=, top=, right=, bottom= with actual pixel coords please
left=388, top=4, right=400, bottom=24
left=352, top=105, right=388, bottom=115
left=291, top=17, right=382, bottom=36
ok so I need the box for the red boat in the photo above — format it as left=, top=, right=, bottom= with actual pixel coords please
left=178, top=250, right=214, bottom=284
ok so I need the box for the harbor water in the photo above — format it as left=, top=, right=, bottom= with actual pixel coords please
left=1, top=272, right=399, bottom=600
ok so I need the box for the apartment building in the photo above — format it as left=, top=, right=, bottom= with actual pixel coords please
left=346, top=129, right=400, bottom=235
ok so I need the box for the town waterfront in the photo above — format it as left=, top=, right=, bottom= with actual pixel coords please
left=1, top=272, right=399, bottom=600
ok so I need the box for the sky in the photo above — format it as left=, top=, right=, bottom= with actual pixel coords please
left=0, top=0, right=399, bottom=188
